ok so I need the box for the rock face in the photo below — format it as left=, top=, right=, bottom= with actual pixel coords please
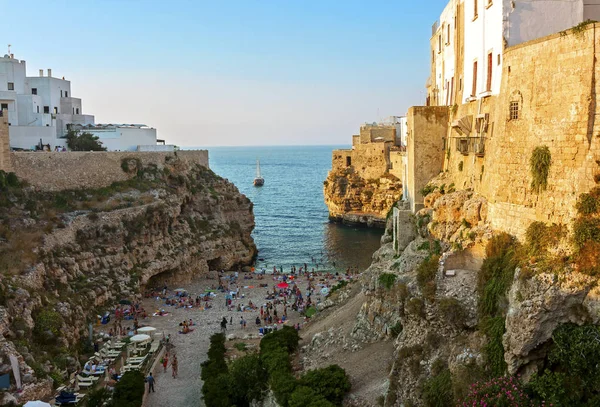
left=323, top=169, right=402, bottom=228
left=0, top=156, right=256, bottom=403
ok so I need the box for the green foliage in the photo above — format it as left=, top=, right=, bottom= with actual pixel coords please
left=260, top=326, right=300, bottom=354
left=478, top=233, right=518, bottom=319
left=438, top=297, right=466, bottom=327
left=32, top=309, right=63, bottom=344
left=421, top=184, right=437, bottom=197
left=228, top=354, right=268, bottom=406
left=6, top=172, right=18, bottom=187
left=527, top=324, right=600, bottom=405
left=480, top=316, right=507, bottom=377
left=300, top=365, right=351, bottom=406
left=112, top=371, right=145, bottom=407
left=405, top=297, right=425, bottom=318
left=289, top=386, right=336, bottom=407
left=378, top=272, right=397, bottom=290
left=270, top=372, right=298, bottom=406
left=85, top=388, right=111, bottom=407
left=423, top=367, right=453, bottom=407
left=418, top=241, right=431, bottom=251
left=390, top=321, right=403, bottom=337
left=65, top=130, right=107, bottom=151
left=576, top=187, right=600, bottom=215
left=417, top=255, right=439, bottom=300
left=573, top=216, right=600, bottom=249
left=329, top=280, right=348, bottom=295
left=525, top=221, right=565, bottom=257
left=530, top=145, right=551, bottom=193
left=234, top=342, right=247, bottom=352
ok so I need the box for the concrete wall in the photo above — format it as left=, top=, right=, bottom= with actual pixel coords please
left=86, top=127, right=157, bottom=152
left=0, top=113, right=10, bottom=172
left=9, top=125, right=58, bottom=149
left=407, top=106, right=449, bottom=212
left=11, top=150, right=209, bottom=191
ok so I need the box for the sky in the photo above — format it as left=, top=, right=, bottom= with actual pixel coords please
left=0, top=0, right=448, bottom=147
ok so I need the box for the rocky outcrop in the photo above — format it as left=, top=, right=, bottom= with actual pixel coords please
left=0, top=156, right=256, bottom=403
left=323, top=168, right=402, bottom=228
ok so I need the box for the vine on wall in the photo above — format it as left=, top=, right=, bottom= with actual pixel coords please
left=530, top=146, right=551, bottom=193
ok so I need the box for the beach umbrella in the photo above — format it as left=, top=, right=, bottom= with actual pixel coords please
left=277, top=282, right=289, bottom=289
left=173, top=288, right=186, bottom=292
left=320, top=287, right=330, bottom=296
left=24, top=402, right=51, bottom=407
left=137, top=326, right=156, bottom=334
left=130, top=334, right=151, bottom=343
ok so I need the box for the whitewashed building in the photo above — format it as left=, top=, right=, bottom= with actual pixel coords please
left=427, top=0, right=600, bottom=105
left=0, top=53, right=161, bottom=151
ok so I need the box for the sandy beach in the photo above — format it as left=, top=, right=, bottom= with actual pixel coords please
left=109, top=271, right=340, bottom=407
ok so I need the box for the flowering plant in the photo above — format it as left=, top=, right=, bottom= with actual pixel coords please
left=459, top=376, right=548, bottom=407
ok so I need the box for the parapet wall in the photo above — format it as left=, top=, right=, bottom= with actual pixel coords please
left=11, top=150, right=209, bottom=191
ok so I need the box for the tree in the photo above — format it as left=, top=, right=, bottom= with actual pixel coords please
left=299, top=365, right=351, bottom=406
left=112, top=371, right=145, bottom=407
left=65, top=130, right=106, bottom=151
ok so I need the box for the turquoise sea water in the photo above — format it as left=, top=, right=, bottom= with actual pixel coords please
left=205, top=145, right=383, bottom=272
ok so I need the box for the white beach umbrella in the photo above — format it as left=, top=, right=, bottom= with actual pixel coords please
left=173, top=288, right=187, bottom=292
left=137, top=326, right=157, bottom=334
left=24, top=402, right=52, bottom=407
left=130, top=334, right=151, bottom=343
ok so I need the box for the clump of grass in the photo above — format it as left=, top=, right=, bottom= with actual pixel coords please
left=417, top=255, right=439, bottom=300
left=234, top=342, right=247, bottom=352
left=379, top=273, right=397, bottom=290
left=530, top=146, right=551, bottom=193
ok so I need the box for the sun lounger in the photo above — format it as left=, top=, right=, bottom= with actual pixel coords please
left=77, top=374, right=99, bottom=383
left=55, top=393, right=85, bottom=405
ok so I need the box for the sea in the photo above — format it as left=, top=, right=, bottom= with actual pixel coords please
left=205, top=145, right=383, bottom=273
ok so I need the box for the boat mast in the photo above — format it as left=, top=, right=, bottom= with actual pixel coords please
left=256, top=160, right=261, bottom=178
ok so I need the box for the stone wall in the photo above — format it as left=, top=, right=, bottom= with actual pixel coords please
left=331, top=143, right=392, bottom=180
left=389, top=150, right=405, bottom=180
left=407, top=106, right=449, bottom=212
left=10, top=150, right=209, bottom=191
left=0, top=113, right=10, bottom=172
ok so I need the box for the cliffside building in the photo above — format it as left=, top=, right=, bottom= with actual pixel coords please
left=0, top=110, right=10, bottom=172
left=0, top=53, right=160, bottom=151
left=427, top=0, right=600, bottom=106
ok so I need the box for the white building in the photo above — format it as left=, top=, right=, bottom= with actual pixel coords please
left=427, top=0, right=600, bottom=105
left=69, top=123, right=159, bottom=152
left=0, top=53, right=160, bottom=151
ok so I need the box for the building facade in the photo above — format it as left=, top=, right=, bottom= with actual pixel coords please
left=0, top=53, right=159, bottom=151
left=427, top=0, right=600, bottom=106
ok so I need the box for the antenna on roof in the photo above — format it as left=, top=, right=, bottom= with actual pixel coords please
left=7, top=44, right=11, bottom=55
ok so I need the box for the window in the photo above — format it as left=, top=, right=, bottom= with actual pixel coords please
left=72, top=108, right=75, bottom=114
left=447, top=23, right=451, bottom=45
left=450, top=77, right=455, bottom=104
left=472, top=61, right=478, bottom=96
left=487, top=52, right=493, bottom=92
left=438, top=35, right=442, bottom=53
left=53, top=107, right=58, bottom=114
left=65, top=91, right=68, bottom=97
left=44, top=106, right=49, bottom=114
left=497, top=54, right=501, bottom=65
left=346, top=156, right=352, bottom=167
left=1, top=103, right=7, bottom=110
left=459, top=77, right=463, bottom=91
left=32, top=88, right=37, bottom=95
left=7, top=82, right=14, bottom=91
left=37, top=106, right=39, bottom=113
left=76, top=108, right=79, bottom=114
left=60, top=90, right=63, bottom=97
left=509, top=101, right=520, bottom=120
left=474, top=0, right=478, bottom=19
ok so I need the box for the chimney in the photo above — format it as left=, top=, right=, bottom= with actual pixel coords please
left=47, top=69, right=52, bottom=77
left=39, top=69, right=43, bottom=77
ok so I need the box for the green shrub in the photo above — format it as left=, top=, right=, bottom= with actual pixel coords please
left=261, top=347, right=291, bottom=374
left=270, top=372, right=298, bottom=406
left=260, top=326, right=300, bottom=354
left=234, top=342, right=247, bottom=352
left=379, top=273, right=397, bottom=290
left=418, top=241, right=431, bottom=251
left=405, top=297, right=425, bottom=318
left=576, top=188, right=600, bottom=215
left=66, top=130, right=107, bottom=151
left=228, top=354, right=267, bottom=406
left=477, top=233, right=518, bottom=319
left=112, top=371, right=145, bottom=407
left=417, top=256, right=439, bottom=300
left=438, top=297, right=466, bottom=327
left=33, top=310, right=63, bottom=344
left=329, top=280, right=348, bottom=295
left=480, top=316, right=507, bottom=377
left=6, top=172, right=18, bottom=187
left=421, top=184, right=437, bottom=197
left=573, top=216, right=600, bottom=249
left=525, top=221, right=565, bottom=256
left=423, top=368, right=453, bottom=407
left=289, top=386, right=336, bottom=407
left=300, top=365, right=351, bottom=406
left=390, top=321, right=403, bottom=337
left=530, top=145, right=551, bottom=193
left=84, top=388, right=111, bottom=407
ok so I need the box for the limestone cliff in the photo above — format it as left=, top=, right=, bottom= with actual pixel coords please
left=323, top=169, right=402, bottom=228
left=0, top=155, right=256, bottom=404
left=302, top=180, right=600, bottom=405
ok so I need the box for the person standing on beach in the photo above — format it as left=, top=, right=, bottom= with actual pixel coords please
left=147, top=373, right=156, bottom=393
left=221, top=317, right=227, bottom=332
left=171, top=355, right=178, bottom=378
left=162, top=354, right=169, bottom=373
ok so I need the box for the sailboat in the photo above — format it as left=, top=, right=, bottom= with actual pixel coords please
left=253, top=159, right=264, bottom=186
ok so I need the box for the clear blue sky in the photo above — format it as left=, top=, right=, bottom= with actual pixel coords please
left=0, top=0, right=448, bottom=146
